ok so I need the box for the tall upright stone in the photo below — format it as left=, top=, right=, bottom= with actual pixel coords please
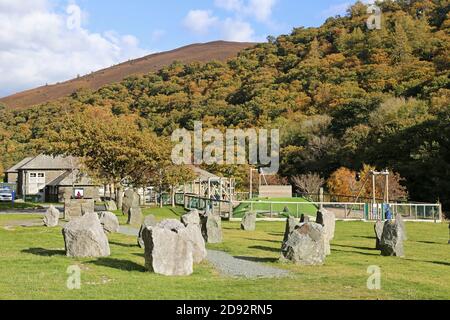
left=138, top=215, right=158, bottom=248
left=316, top=209, right=336, bottom=255
left=98, top=211, right=120, bottom=234
left=283, top=216, right=300, bottom=243
left=62, top=213, right=110, bottom=258
left=281, top=222, right=326, bottom=266
left=122, top=189, right=140, bottom=216
left=105, top=200, right=118, bottom=212
left=380, top=220, right=405, bottom=257
left=43, top=205, right=60, bottom=227
left=300, top=214, right=310, bottom=223
left=241, top=212, right=257, bottom=231
left=201, top=213, right=223, bottom=244
left=143, top=219, right=194, bottom=276
left=127, top=207, right=143, bottom=226
left=374, top=220, right=385, bottom=250
left=181, top=210, right=201, bottom=227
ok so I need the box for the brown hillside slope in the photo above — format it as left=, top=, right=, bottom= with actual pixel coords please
left=0, top=41, right=254, bottom=110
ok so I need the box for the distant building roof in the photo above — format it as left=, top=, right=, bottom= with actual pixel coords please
left=6, top=157, right=34, bottom=173
left=47, top=170, right=96, bottom=187
left=17, top=154, right=78, bottom=170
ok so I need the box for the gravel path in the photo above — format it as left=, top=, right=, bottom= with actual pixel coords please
left=206, top=250, right=290, bottom=279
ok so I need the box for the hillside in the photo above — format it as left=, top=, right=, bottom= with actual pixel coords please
left=0, top=0, right=449, bottom=210
left=0, top=41, right=254, bottom=110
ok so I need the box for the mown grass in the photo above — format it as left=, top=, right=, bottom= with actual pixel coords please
left=233, top=197, right=318, bottom=218
left=0, top=202, right=44, bottom=210
left=0, top=211, right=448, bottom=300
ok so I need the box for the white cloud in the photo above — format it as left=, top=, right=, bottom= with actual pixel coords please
left=183, top=10, right=219, bottom=35
left=214, top=0, right=277, bottom=22
left=320, top=2, right=352, bottom=18
left=221, top=18, right=255, bottom=42
left=151, top=29, right=166, bottom=42
left=0, top=0, right=149, bottom=97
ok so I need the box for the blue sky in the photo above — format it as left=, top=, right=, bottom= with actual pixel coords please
left=0, top=0, right=357, bottom=97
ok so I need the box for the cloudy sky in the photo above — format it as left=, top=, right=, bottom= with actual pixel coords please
left=0, top=0, right=357, bottom=97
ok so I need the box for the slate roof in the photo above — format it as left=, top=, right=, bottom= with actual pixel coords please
left=16, top=155, right=78, bottom=170
left=6, top=157, right=34, bottom=173
left=47, top=170, right=95, bottom=186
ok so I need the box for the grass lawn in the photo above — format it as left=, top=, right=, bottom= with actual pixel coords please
left=0, top=202, right=44, bottom=210
left=234, top=197, right=318, bottom=218
left=0, top=211, right=449, bottom=300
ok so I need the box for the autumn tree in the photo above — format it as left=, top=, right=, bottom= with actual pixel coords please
left=292, top=173, right=325, bottom=195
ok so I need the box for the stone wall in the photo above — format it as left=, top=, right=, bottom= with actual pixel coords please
left=64, top=199, right=95, bottom=220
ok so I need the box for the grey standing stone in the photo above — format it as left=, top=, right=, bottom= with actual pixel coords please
left=181, top=210, right=201, bottom=227
left=283, top=216, right=300, bottom=243
left=281, top=222, right=326, bottom=265
left=43, top=205, right=60, bottom=227
left=241, top=212, right=256, bottom=231
left=143, top=219, right=193, bottom=276
left=122, top=189, right=140, bottom=216
left=62, top=213, right=110, bottom=258
left=181, top=224, right=207, bottom=264
left=127, top=207, right=143, bottom=226
left=374, top=221, right=385, bottom=250
left=105, top=200, right=118, bottom=212
left=316, top=210, right=336, bottom=256
left=201, top=213, right=223, bottom=244
left=396, top=214, right=408, bottom=241
left=98, top=211, right=120, bottom=234
left=138, top=215, right=157, bottom=248
left=380, top=220, right=405, bottom=257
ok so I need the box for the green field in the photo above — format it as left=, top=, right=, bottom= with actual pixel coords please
left=233, top=197, right=318, bottom=218
left=0, top=208, right=449, bottom=300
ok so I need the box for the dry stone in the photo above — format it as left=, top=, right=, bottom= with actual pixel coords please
left=283, top=216, right=300, bottom=243
left=62, top=213, right=110, bottom=258
left=316, top=210, right=336, bottom=255
left=138, top=215, right=157, bottom=248
left=300, top=214, right=310, bottom=223
left=181, top=224, right=207, bottom=264
left=127, top=207, right=143, bottom=226
left=98, top=212, right=120, bottom=233
left=201, top=213, right=222, bottom=244
left=181, top=210, right=201, bottom=227
left=122, top=189, right=140, bottom=216
left=281, top=222, right=326, bottom=265
left=105, top=200, right=118, bottom=211
left=241, top=212, right=256, bottom=231
left=43, top=205, right=60, bottom=227
left=143, top=219, right=193, bottom=276
left=380, top=220, right=405, bottom=257
left=374, top=220, right=385, bottom=250
left=396, top=214, right=407, bottom=241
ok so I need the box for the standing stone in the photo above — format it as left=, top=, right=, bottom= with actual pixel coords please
left=396, top=214, right=407, bottom=241
left=380, top=220, right=405, bottom=257
left=374, top=221, right=385, bottom=250
left=281, top=222, right=326, bottom=265
left=316, top=210, right=336, bottom=256
left=127, top=207, right=143, bottom=226
left=122, top=189, right=140, bottom=216
left=241, top=212, right=257, bottom=231
left=64, top=199, right=95, bottom=220
left=143, top=219, right=193, bottom=276
left=300, top=214, right=310, bottom=223
left=138, top=215, right=158, bottom=248
left=283, top=216, right=300, bottom=243
left=201, top=213, right=223, bottom=244
left=62, top=213, right=110, bottom=258
left=181, top=224, right=207, bottom=264
left=105, top=200, right=118, bottom=212
left=181, top=210, right=201, bottom=227
left=98, top=212, right=120, bottom=234
left=43, top=205, right=60, bottom=227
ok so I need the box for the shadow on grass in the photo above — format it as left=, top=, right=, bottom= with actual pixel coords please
left=268, top=232, right=284, bottom=237
left=331, top=249, right=378, bottom=257
left=88, top=258, right=146, bottom=272
left=22, top=248, right=65, bottom=257
left=353, top=235, right=376, bottom=240
left=109, top=241, right=137, bottom=248
left=234, top=256, right=279, bottom=263
left=243, top=238, right=281, bottom=244
left=248, top=245, right=280, bottom=253
left=404, top=258, right=450, bottom=267
left=333, top=244, right=378, bottom=251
